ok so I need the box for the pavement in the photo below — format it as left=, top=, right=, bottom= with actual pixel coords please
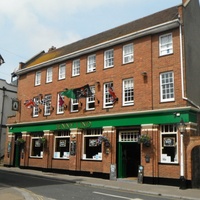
left=0, top=166, right=200, bottom=200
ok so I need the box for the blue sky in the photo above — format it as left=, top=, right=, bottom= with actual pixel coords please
left=0, top=0, right=181, bottom=83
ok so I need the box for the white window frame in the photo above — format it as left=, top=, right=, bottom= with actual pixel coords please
left=54, top=134, right=70, bottom=159
left=123, top=43, right=134, bottom=64
left=58, top=64, right=66, bottom=80
left=57, top=93, right=64, bottom=114
left=103, top=82, right=114, bottom=108
left=33, top=96, right=40, bottom=117
left=30, top=137, right=44, bottom=158
left=72, top=59, right=80, bottom=76
left=35, top=71, right=41, bottom=86
left=86, top=86, right=95, bottom=110
left=159, top=33, right=173, bottom=56
left=82, top=129, right=102, bottom=160
left=160, top=71, right=175, bottom=102
left=87, top=54, right=96, bottom=73
left=70, top=99, right=79, bottom=112
left=119, top=130, right=139, bottom=142
left=160, top=124, right=178, bottom=164
left=46, top=67, right=53, bottom=83
left=104, top=49, right=114, bottom=69
left=44, top=94, right=52, bottom=116
left=123, top=78, right=134, bottom=106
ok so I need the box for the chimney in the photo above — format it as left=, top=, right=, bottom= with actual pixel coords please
left=48, top=46, right=56, bottom=52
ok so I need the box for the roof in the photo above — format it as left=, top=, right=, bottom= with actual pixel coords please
left=22, top=5, right=179, bottom=69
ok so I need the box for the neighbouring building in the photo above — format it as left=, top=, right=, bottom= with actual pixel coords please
left=0, top=79, right=17, bottom=160
left=4, top=0, right=200, bottom=188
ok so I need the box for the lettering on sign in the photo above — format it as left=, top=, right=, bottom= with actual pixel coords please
left=57, top=121, right=92, bottom=130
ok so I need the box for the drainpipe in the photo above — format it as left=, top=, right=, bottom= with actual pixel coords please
left=179, top=20, right=200, bottom=109
left=0, top=86, right=6, bottom=159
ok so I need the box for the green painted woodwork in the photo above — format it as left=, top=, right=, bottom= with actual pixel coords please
left=9, top=108, right=197, bottom=133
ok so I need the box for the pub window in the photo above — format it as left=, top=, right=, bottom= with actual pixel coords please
left=54, top=131, right=70, bottom=159
left=30, top=136, right=44, bottom=157
left=160, top=124, right=178, bottom=163
left=82, top=129, right=102, bottom=160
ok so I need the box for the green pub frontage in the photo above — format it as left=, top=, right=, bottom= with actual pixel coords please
left=4, top=107, right=200, bottom=188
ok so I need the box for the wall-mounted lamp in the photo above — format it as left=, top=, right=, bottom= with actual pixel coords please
left=145, top=154, right=150, bottom=163
left=80, top=102, right=83, bottom=107
left=96, top=81, right=100, bottom=86
left=141, top=72, right=147, bottom=77
left=97, top=99, right=100, bottom=104
left=51, top=106, right=54, bottom=112
left=64, top=104, right=68, bottom=110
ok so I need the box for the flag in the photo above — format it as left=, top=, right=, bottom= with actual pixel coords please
left=108, top=86, right=118, bottom=104
left=61, top=84, right=93, bottom=99
left=73, top=84, right=93, bottom=99
left=24, top=99, right=36, bottom=108
left=59, top=94, right=64, bottom=106
left=61, top=89, right=76, bottom=99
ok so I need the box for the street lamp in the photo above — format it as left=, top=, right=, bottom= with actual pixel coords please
left=178, top=118, right=187, bottom=189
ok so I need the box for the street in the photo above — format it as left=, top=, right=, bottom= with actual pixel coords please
left=0, top=169, right=182, bottom=200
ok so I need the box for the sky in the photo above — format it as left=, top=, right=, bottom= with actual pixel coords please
left=0, top=0, right=181, bottom=83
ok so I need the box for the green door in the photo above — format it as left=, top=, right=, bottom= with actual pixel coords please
left=118, top=142, right=140, bottom=178
left=14, top=144, right=20, bottom=167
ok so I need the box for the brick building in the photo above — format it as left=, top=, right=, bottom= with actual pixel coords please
left=4, top=0, right=200, bottom=188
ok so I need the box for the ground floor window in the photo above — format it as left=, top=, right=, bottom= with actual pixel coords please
left=160, top=124, right=178, bottom=163
left=83, top=129, right=102, bottom=160
left=30, top=134, right=44, bottom=157
left=54, top=131, right=70, bottom=159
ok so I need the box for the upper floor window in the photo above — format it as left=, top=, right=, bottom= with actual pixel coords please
left=103, top=82, right=114, bottom=108
left=35, top=71, right=41, bottom=86
left=160, top=124, right=178, bottom=164
left=160, top=71, right=174, bottom=102
left=33, top=96, right=40, bottom=117
left=87, top=54, right=96, bottom=73
left=72, top=59, right=80, bottom=76
left=58, top=64, right=66, bottom=80
left=123, top=78, right=134, bottom=106
left=123, top=43, right=134, bottom=64
left=44, top=94, right=52, bottom=116
left=159, top=33, right=173, bottom=56
left=104, top=49, right=114, bottom=69
left=57, top=93, right=65, bottom=114
left=71, top=99, right=79, bottom=112
left=46, top=67, right=53, bottom=83
left=86, top=86, right=95, bottom=110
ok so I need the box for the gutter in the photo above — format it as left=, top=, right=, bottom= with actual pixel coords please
left=16, top=19, right=180, bottom=76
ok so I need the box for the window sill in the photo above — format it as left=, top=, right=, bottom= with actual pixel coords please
left=158, top=162, right=179, bottom=165
left=30, top=156, right=43, bottom=159
left=82, top=158, right=102, bottom=161
left=53, top=157, right=69, bottom=160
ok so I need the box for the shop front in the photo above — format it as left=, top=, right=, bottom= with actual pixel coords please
left=4, top=107, right=200, bottom=186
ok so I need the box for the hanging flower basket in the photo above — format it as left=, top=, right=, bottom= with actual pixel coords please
left=138, top=134, right=151, bottom=147
left=38, top=137, right=47, bottom=145
left=15, top=138, right=25, bottom=146
left=97, top=136, right=111, bottom=148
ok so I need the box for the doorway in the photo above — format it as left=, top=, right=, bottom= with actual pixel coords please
left=192, top=146, right=200, bottom=188
left=118, top=138, right=141, bottom=178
